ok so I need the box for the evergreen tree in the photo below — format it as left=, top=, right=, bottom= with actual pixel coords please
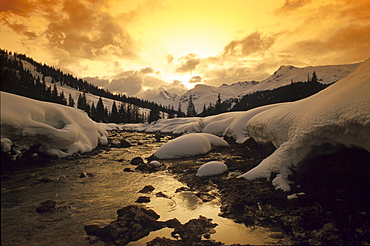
left=96, top=97, right=106, bottom=122
left=59, top=91, right=67, bottom=105
left=51, top=84, right=59, bottom=102
left=68, top=93, right=75, bottom=107
left=148, top=106, right=160, bottom=123
left=187, top=95, right=196, bottom=117
left=312, top=71, right=318, bottom=83
left=215, top=93, right=222, bottom=113
left=109, top=101, right=120, bottom=123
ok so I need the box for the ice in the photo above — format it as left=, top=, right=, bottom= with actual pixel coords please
left=1, top=92, right=108, bottom=158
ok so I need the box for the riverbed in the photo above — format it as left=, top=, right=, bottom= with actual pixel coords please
left=1, top=132, right=280, bottom=246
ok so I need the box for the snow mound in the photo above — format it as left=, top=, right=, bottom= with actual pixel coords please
left=1, top=92, right=108, bottom=158
left=238, top=59, right=370, bottom=191
left=154, top=133, right=229, bottom=159
left=196, top=161, right=228, bottom=177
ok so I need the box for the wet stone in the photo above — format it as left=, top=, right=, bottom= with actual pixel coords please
left=156, top=191, right=170, bottom=198
left=139, top=185, right=155, bottom=193
left=39, top=177, right=53, bottom=183
left=130, top=157, right=144, bottom=165
left=135, top=196, right=151, bottom=203
left=120, top=139, right=132, bottom=148
left=36, top=200, right=56, bottom=213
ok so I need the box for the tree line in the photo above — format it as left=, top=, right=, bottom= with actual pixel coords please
left=0, top=49, right=178, bottom=123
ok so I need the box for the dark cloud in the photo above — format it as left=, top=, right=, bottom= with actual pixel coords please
left=287, top=24, right=370, bottom=63
left=274, top=0, right=311, bottom=15
left=223, top=32, right=277, bottom=57
left=139, top=67, right=156, bottom=74
left=0, top=0, right=36, bottom=16
left=45, top=0, right=136, bottom=59
left=175, top=53, right=201, bottom=73
left=189, top=76, right=202, bottom=83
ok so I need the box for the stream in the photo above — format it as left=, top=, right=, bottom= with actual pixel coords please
left=1, top=132, right=278, bottom=245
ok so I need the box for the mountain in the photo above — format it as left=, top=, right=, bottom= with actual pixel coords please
left=152, top=62, right=362, bottom=114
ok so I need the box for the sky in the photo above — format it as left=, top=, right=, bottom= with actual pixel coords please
left=1, top=0, right=369, bottom=100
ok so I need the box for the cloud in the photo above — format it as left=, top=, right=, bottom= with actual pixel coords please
left=223, top=32, right=277, bottom=57
left=189, top=76, right=202, bottom=83
left=45, top=0, right=136, bottom=60
left=139, top=67, right=156, bottom=74
left=175, top=53, right=201, bottom=73
left=166, top=54, right=174, bottom=64
left=286, top=24, right=370, bottom=63
left=109, top=74, right=143, bottom=95
left=274, top=0, right=311, bottom=15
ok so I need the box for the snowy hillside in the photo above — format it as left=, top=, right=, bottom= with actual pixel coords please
left=156, top=81, right=258, bottom=113
left=20, top=59, right=150, bottom=115
left=241, top=62, right=362, bottom=95
left=120, top=58, right=370, bottom=192
left=152, top=63, right=361, bottom=113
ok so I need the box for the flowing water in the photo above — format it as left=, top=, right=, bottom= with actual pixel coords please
left=1, top=132, right=278, bottom=245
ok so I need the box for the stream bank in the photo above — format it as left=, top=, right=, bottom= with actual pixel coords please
left=2, top=131, right=369, bottom=245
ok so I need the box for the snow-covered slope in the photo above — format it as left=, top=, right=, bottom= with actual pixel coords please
left=239, top=59, right=370, bottom=191
left=156, top=81, right=258, bottom=113
left=241, top=62, right=361, bottom=95
left=1, top=92, right=108, bottom=158
left=152, top=63, right=361, bottom=113
left=121, top=58, right=370, bottom=192
left=19, top=59, right=150, bottom=115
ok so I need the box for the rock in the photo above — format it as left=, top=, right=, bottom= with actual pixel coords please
left=165, top=218, right=181, bottom=228
left=136, top=196, right=151, bottom=203
left=139, top=185, right=155, bottom=193
left=79, top=172, right=94, bottom=178
left=85, top=205, right=164, bottom=245
left=175, top=187, right=193, bottom=193
left=171, top=215, right=218, bottom=243
left=156, top=192, right=170, bottom=198
left=130, top=157, right=144, bottom=165
left=36, top=200, right=56, bottom=213
left=123, top=168, right=133, bottom=172
left=135, top=163, right=161, bottom=173
left=196, top=192, right=216, bottom=202
left=120, top=139, right=132, bottom=148
left=39, top=177, right=53, bottom=183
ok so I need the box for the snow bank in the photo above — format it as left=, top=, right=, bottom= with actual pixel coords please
left=238, top=59, right=370, bottom=191
left=1, top=92, right=108, bottom=158
left=154, top=133, right=229, bottom=159
left=196, top=161, right=228, bottom=177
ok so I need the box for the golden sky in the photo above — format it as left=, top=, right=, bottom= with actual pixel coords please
left=1, top=0, right=369, bottom=99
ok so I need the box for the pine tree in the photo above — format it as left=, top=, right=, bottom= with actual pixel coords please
left=96, top=97, right=106, bottom=122
left=148, top=106, right=160, bottom=123
left=110, top=101, right=120, bottom=123
left=68, top=93, right=75, bottom=107
left=51, top=84, right=59, bottom=102
left=215, top=93, right=222, bottom=113
left=312, top=71, right=318, bottom=83
left=187, top=95, right=196, bottom=117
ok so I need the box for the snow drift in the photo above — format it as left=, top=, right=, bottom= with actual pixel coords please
left=121, top=58, right=370, bottom=192
left=1, top=92, right=108, bottom=158
left=238, top=59, right=370, bottom=191
left=196, top=161, right=228, bottom=177
left=154, top=133, right=229, bottom=159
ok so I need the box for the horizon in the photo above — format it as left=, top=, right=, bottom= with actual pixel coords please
left=1, top=0, right=369, bottom=101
